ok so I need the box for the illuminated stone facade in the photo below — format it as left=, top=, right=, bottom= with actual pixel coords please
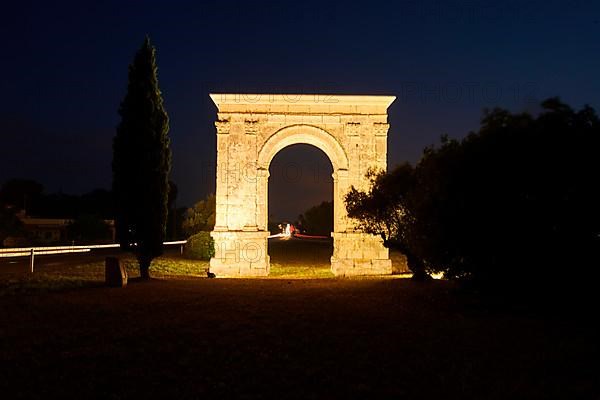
left=209, top=94, right=396, bottom=277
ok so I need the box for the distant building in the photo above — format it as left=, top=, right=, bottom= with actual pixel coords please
left=14, top=211, right=115, bottom=244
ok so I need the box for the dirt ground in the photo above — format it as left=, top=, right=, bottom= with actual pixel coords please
left=0, top=239, right=597, bottom=399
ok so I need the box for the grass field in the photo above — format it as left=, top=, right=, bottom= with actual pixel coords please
left=0, top=238, right=408, bottom=294
left=0, top=238, right=596, bottom=398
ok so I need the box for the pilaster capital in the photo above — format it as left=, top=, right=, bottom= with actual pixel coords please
left=257, top=167, right=270, bottom=178
left=332, top=168, right=349, bottom=182
left=373, top=122, right=389, bottom=136
left=215, top=119, right=230, bottom=134
left=345, top=122, right=361, bottom=136
left=244, top=118, right=259, bottom=135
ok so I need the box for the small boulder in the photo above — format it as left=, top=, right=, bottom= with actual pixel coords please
left=105, top=257, right=128, bottom=288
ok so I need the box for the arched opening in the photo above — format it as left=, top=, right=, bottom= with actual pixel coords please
left=267, top=144, right=334, bottom=277
left=256, top=124, right=349, bottom=236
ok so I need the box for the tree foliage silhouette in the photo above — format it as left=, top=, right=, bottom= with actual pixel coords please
left=300, top=201, right=333, bottom=236
left=182, top=194, right=216, bottom=236
left=345, top=164, right=428, bottom=280
left=113, top=37, right=171, bottom=280
left=0, top=179, right=44, bottom=212
left=346, top=98, right=600, bottom=292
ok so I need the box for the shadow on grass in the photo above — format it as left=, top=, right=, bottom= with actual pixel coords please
left=0, top=255, right=210, bottom=296
left=0, top=276, right=106, bottom=296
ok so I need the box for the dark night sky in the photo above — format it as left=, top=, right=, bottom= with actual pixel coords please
left=1, top=1, right=599, bottom=219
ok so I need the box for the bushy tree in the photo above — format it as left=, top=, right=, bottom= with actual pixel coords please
left=113, top=37, right=171, bottom=280
left=33, top=190, right=114, bottom=219
left=346, top=98, right=600, bottom=292
left=412, top=99, right=599, bottom=289
left=345, top=164, right=427, bottom=280
left=183, top=232, right=215, bottom=260
left=67, top=214, right=112, bottom=243
left=0, top=179, right=43, bottom=211
left=300, top=201, right=333, bottom=236
left=0, top=206, right=24, bottom=245
left=182, top=194, right=216, bottom=236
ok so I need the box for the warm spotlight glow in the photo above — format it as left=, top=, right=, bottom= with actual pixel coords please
left=431, top=272, right=444, bottom=280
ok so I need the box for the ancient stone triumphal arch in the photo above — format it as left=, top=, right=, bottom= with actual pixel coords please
left=209, top=93, right=396, bottom=277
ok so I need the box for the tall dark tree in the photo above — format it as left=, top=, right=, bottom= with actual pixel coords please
left=113, top=37, right=171, bottom=280
left=166, top=180, right=179, bottom=240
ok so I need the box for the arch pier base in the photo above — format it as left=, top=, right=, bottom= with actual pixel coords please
left=332, top=232, right=392, bottom=276
left=209, top=230, right=270, bottom=277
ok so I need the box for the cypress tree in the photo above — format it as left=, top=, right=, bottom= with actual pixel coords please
left=113, top=36, right=171, bottom=280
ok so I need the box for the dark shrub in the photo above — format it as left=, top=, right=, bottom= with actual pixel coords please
left=184, top=231, right=215, bottom=260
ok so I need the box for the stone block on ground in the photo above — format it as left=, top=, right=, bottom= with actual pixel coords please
left=105, top=257, right=128, bottom=288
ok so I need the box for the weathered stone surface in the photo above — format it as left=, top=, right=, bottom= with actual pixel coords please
left=209, top=231, right=270, bottom=277
left=105, top=257, right=127, bottom=287
left=209, top=94, right=395, bottom=277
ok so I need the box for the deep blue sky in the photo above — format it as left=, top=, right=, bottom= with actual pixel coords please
left=1, top=0, right=599, bottom=218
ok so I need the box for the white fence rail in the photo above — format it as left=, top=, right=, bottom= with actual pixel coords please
left=0, top=241, right=188, bottom=273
